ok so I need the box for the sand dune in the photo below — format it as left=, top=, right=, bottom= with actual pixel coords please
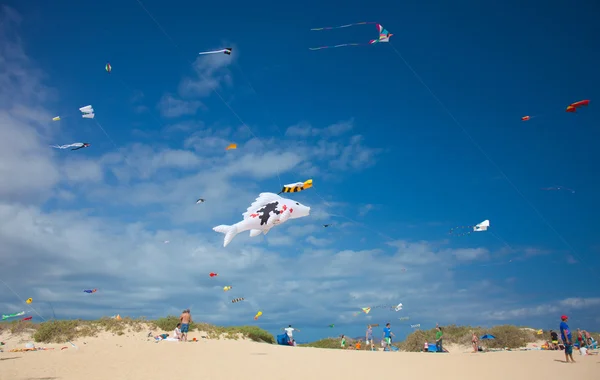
left=1, top=329, right=597, bottom=380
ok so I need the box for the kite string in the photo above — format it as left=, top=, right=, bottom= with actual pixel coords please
left=94, top=121, right=117, bottom=148
left=132, top=0, right=282, bottom=189
left=387, top=42, right=595, bottom=277
left=0, top=278, right=77, bottom=348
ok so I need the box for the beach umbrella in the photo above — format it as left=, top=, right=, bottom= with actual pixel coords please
left=480, top=334, right=496, bottom=340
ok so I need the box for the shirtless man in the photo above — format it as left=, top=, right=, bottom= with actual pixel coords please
left=179, top=309, right=192, bottom=342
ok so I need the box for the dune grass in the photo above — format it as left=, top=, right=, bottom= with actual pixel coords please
left=0, top=316, right=274, bottom=344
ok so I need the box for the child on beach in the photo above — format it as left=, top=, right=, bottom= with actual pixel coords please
left=341, top=335, right=346, bottom=349
left=471, top=332, right=478, bottom=353
left=174, top=323, right=182, bottom=341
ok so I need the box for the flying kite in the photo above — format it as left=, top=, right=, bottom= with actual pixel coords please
left=79, top=105, right=95, bottom=119
left=541, top=186, right=575, bottom=194
left=225, top=143, right=237, bottom=150
left=231, top=298, right=244, bottom=303
left=105, top=63, right=111, bottom=73
left=361, top=307, right=371, bottom=314
left=521, top=116, right=530, bottom=121
left=2, top=311, right=25, bottom=320
left=26, top=298, right=32, bottom=304
left=199, top=47, right=232, bottom=56
left=278, top=179, right=313, bottom=194
left=411, top=324, right=421, bottom=328
left=223, top=286, right=232, bottom=291
left=164, top=240, right=170, bottom=244
left=449, top=219, right=490, bottom=236
left=209, top=272, right=218, bottom=277
left=566, top=99, right=590, bottom=113
left=399, top=317, right=410, bottom=321
left=213, top=192, right=311, bottom=247
left=310, top=22, right=392, bottom=50
left=254, top=311, right=262, bottom=320
left=323, top=224, right=332, bottom=227
left=52, top=116, right=61, bottom=121
left=83, top=289, right=97, bottom=293
left=328, top=324, right=335, bottom=328
left=22, top=316, right=32, bottom=321
left=51, top=143, right=90, bottom=151
left=363, top=304, right=403, bottom=312
left=196, top=198, right=205, bottom=204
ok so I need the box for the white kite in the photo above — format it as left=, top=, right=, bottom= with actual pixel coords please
left=474, top=219, right=490, bottom=232
left=199, top=47, right=232, bottom=56
left=449, top=219, right=490, bottom=236
left=213, top=192, right=311, bottom=247
left=51, top=142, right=90, bottom=151
left=79, top=105, right=95, bottom=119
left=394, top=303, right=403, bottom=312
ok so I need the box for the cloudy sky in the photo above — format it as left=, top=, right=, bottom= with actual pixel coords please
left=0, top=1, right=599, bottom=341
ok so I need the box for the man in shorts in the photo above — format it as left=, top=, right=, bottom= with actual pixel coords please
left=382, top=323, right=394, bottom=351
left=560, top=315, right=575, bottom=363
left=179, top=309, right=192, bottom=342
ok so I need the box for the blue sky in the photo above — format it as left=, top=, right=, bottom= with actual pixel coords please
left=0, top=1, right=599, bottom=342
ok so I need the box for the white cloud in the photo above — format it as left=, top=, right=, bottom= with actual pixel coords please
left=178, top=51, right=234, bottom=98
left=157, top=93, right=203, bottom=118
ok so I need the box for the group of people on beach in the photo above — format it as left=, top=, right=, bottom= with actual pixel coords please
left=557, top=315, right=597, bottom=362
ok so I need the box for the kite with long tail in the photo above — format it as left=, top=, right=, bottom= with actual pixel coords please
left=310, top=22, right=392, bottom=50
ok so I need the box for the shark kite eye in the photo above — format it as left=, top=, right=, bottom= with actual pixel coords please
left=295, top=202, right=299, bottom=205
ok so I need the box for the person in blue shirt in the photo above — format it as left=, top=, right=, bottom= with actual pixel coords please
left=559, top=315, right=575, bottom=363
left=382, top=323, right=394, bottom=351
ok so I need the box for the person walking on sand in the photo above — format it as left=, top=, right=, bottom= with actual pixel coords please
left=435, top=326, right=444, bottom=352
left=382, top=323, right=394, bottom=351
left=179, top=309, right=192, bottom=342
left=366, top=325, right=374, bottom=351
left=560, top=315, right=575, bottom=363
left=471, top=331, right=478, bottom=353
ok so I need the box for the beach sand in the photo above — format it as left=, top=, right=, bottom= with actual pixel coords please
left=1, top=329, right=597, bottom=380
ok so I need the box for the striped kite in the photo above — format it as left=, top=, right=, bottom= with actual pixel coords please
left=278, top=179, right=313, bottom=194
left=310, top=22, right=392, bottom=50
left=199, top=47, right=232, bottom=56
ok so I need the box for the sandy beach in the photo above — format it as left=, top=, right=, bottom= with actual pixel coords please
left=1, top=328, right=597, bottom=380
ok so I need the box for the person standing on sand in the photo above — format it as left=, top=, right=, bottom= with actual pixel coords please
left=471, top=331, right=478, bottom=353
left=283, top=325, right=299, bottom=342
left=179, top=309, right=192, bottom=342
left=560, top=315, right=575, bottom=363
left=382, top=323, right=394, bottom=350
left=366, top=325, right=374, bottom=351
left=435, top=326, right=444, bottom=352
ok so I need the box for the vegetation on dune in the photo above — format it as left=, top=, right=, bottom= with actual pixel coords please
left=0, top=316, right=274, bottom=344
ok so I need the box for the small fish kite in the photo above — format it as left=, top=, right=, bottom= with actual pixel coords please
left=199, top=47, right=232, bottom=56
left=2, top=311, right=25, bottom=320
left=328, top=324, right=335, bottom=328
left=310, top=22, right=392, bottom=50
left=231, top=298, right=244, bottom=303
left=449, top=219, right=489, bottom=236
left=213, top=192, right=311, bottom=247
left=399, top=317, right=410, bottom=321
left=566, top=99, right=589, bottom=113
left=79, top=105, right=95, bottom=119
left=52, top=116, right=61, bottom=121
left=209, top=272, right=218, bottom=277
left=83, top=289, right=97, bottom=294
left=196, top=198, right=205, bottom=204
left=254, top=311, right=262, bottom=320
left=323, top=224, right=332, bottom=227
left=22, top=316, right=32, bottom=321
left=223, top=286, right=232, bottom=291
left=278, top=179, right=313, bottom=194
left=411, top=324, right=420, bottom=328
left=51, top=143, right=91, bottom=151
left=106, top=63, right=111, bottom=73
left=26, top=298, right=32, bottom=304
left=225, top=143, right=237, bottom=150
left=521, top=116, right=530, bottom=121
